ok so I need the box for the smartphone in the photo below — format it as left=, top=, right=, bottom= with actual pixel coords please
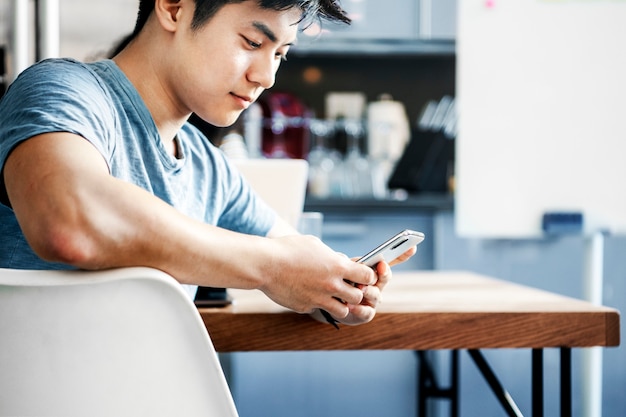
left=356, top=229, right=425, bottom=267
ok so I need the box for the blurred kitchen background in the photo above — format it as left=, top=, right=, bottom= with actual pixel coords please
left=1, top=1, right=625, bottom=416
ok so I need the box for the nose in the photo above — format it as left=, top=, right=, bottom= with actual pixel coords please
left=247, top=55, right=278, bottom=89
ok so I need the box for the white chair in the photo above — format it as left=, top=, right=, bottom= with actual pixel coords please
left=0, top=267, right=239, bottom=417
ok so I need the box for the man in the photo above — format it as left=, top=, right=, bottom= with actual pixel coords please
left=0, top=0, right=415, bottom=326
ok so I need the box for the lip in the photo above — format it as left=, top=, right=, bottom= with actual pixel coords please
left=231, top=93, right=254, bottom=109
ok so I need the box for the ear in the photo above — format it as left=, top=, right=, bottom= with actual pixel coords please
left=154, top=0, right=184, bottom=33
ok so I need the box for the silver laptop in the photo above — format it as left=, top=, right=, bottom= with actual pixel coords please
left=232, top=158, right=309, bottom=229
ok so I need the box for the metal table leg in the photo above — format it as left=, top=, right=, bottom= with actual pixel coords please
left=532, top=349, right=544, bottom=417
left=561, top=347, right=572, bottom=417
left=416, top=350, right=459, bottom=417
left=418, top=347, right=573, bottom=417
left=467, top=349, right=524, bottom=417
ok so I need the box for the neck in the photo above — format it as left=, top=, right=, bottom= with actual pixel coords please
left=113, top=38, right=190, bottom=150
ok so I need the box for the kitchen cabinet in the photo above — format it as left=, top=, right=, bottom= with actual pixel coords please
left=427, top=0, right=458, bottom=40
left=293, top=0, right=457, bottom=55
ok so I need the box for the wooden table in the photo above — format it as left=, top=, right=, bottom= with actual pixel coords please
left=199, top=271, right=620, bottom=416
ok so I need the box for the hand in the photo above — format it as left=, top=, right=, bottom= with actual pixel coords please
left=259, top=234, right=377, bottom=319
left=315, top=246, right=417, bottom=326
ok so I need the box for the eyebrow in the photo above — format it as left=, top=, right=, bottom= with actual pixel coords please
left=252, top=21, right=295, bottom=46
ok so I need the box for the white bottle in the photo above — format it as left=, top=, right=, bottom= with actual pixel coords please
left=366, top=94, right=410, bottom=161
left=243, top=102, right=263, bottom=158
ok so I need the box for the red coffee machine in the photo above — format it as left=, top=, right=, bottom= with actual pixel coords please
left=258, top=92, right=311, bottom=159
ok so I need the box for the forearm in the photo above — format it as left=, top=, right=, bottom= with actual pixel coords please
left=24, top=179, right=276, bottom=289
left=65, top=179, right=275, bottom=290
left=4, top=133, right=272, bottom=289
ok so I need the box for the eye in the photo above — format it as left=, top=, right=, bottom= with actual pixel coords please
left=276, top=46, right=290, bottom=62
left=244, top=36, right=261, bottom=49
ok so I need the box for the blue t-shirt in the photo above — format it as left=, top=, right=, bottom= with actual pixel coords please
left=0, top=58, right=275, bottom=274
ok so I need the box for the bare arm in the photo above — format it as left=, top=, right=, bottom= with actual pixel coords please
left=4, top=132, right=376, bottom=318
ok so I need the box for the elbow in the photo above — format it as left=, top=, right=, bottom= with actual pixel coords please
left=29, top=225, right=100, bottom=268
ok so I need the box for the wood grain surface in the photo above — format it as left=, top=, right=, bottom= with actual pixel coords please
left=199, top=271, right=620, bottom=352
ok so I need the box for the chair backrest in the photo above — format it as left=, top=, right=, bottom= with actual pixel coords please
left=0, top=267, right=239, bottom=417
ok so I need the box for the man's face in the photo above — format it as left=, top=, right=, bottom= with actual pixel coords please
left=164, top=1, right=300, bottom=127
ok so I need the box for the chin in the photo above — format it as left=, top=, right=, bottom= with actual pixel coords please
left=201, top=112, right=243, bottom=129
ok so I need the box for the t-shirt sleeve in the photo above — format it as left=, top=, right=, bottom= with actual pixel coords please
left=0, top=59, right=116, bottom=172
left=215, top=154, right=277, bottom=237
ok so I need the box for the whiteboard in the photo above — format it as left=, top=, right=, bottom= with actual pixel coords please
left=456, top=0, right=626, bottom=238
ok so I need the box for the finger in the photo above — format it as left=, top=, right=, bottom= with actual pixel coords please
left=360, top=284, right=381, bottom=307
left=374, top=261, right=391, bottom=290
left=389, top=246, right=417, bottom=267
left=333, top=281, right=365, bottom=306
left=345, top=262, right=377, bottom=286
left=322, top=297, right=350, bottom=319
left=347, top=303, right=376, bottom=324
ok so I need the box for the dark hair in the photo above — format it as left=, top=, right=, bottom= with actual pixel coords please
left=132, top=0, right=349, bottom=38
left=108, top=0, right=348, bottom=57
